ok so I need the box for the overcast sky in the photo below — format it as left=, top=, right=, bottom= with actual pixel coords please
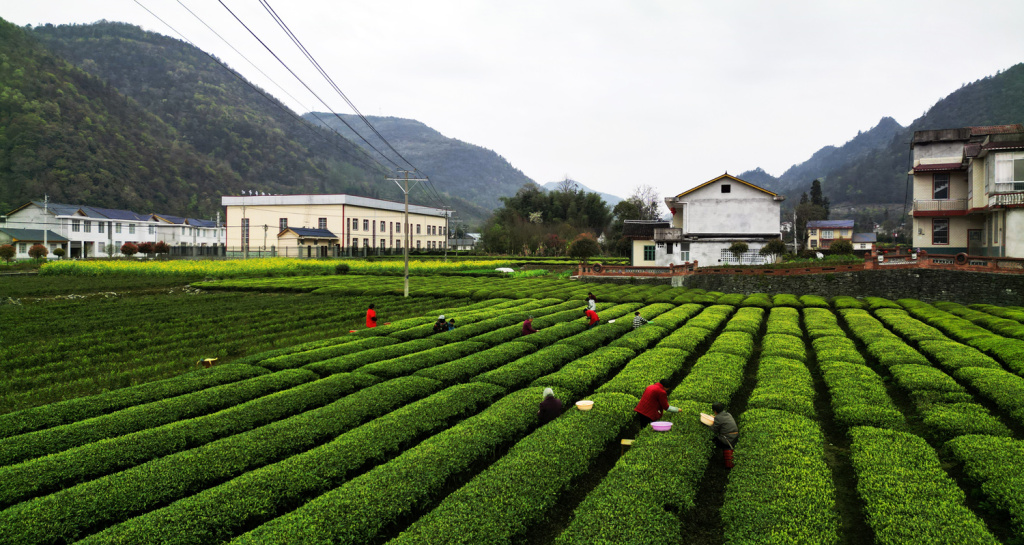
left=5, top=1, right=1024, bottom=207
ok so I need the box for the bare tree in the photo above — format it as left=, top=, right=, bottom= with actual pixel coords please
left=629, top=184, right=662, bottom=220
left=557, top=176, right=580, bottom=195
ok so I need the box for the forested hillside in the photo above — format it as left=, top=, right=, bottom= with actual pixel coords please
left=305, top=113, right=535, bottom=211
left=0, top=18, right=241, bottom=216
left=740, top=63, right=1024, bottom=207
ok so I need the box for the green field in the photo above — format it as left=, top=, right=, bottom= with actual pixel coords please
left=1, top=272, right=1023, bottom=544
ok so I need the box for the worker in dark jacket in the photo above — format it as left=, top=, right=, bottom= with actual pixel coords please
left=707, top=402, right=739, bottom=468
left=522, top=316, right=538, bottom=335
left=633, top=381, right=679, bottom=425
left=537, top=387, right=563, bottom=424
left=432, top=315, right=448, bottom=334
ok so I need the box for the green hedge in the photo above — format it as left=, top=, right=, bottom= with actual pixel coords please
left=390, top=392, right=638, bottom=544
left=918, top=340, right=1002, bottom=372
left=945, top=435, right=1024, bottom=537
left=863, top=296, right=901, bottom=310
left=607, top=324, right=672, bottom=352
left=772, top=293, right=803, bottom=308
left=673, top=352, right=749, bottom=405
left=761, top=333, right=808, bottom=362
left=555, top=399, right=712, bottom=545
left=353, top=341, right=488, bottom=379
left=708, top=331, right=755, bottom=358
left=819, top=363, right=904, bottom=429
left=597, top=348, right=688, bottom=397
left=645, top=303, right=704, bottom=329
left=473, top=344, right=588, bottom=390
left=722, top=307, right=765, bottom=335
left=747, top=357, right=816, bottom=418
left=953, top=367, right=1024, bottom=423
left=0, top=369, right=317, bottom=467
left=0, top=364, right=268, bottom=440
left=803, top=308, right=844, bottom=339
left=875, top=309, right=949, bottom=343
left=849, top=426, right=998, bottom=545
left=414, top=342, right=538, bottom=385
left=740, top=292, right=773, bottom=308
left=765, top=306, right=803, bottom=337
left=0, top=372, right=379, bottom=510
left=258, top=337, right=397, bottom=370
left=919, top=402, right=1010, bottom=443
left=531, top=347, right=636, bottom=398
left=302, top=338, right=440, bottom=375
left=683, top=304, right=734, bottom=330
left=233, top=387, right=545, bottom=544
left=0, top=376, right=442, bottom=544
left=799, top=294, right=829, bottom=308
left=81, top=382, right=506, bottom=545
left=721, top=409, right=840, bottom=545
left=811, top=336, right=866, bottom=365
left=830, top=295, right=864, bottom=309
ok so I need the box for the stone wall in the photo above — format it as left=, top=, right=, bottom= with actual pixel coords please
left=677, top=269, right=1023, bottom=306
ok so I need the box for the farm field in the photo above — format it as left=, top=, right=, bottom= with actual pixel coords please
left=1, top=272, right=1024, bottom=544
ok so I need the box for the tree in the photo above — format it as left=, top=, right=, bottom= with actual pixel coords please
left=568, top=233, right=601, bottom=263
left=137, top=241, right=154, bottom=255
left=0, top=244, right=14, bottom=263
left=154, top=241, right=170, bottom=255
left=830, top=238, right=853, bottom=255
left=729, top=241, right=749, bottom=263
left=53, top=247, right=66, bottom=259
left=28, top=243, right=48, bottom=260
left=759, top=238, right=787, bottom=263
left=121, top=242, right=138, bottom=257
left=628, top=185, right=662, bottom=221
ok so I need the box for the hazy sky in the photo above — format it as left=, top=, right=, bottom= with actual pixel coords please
left=5, top=1, right=1024, bottom=207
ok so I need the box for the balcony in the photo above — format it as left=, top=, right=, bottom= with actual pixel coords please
left=653, top=227, right=684, bottom=242
left=989, top=192, right=1024, bottom=207
left=912, top=198, right=968, bottom=216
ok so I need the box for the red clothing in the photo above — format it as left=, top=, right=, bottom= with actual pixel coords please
left=366, top=308, right=377, bottom=328
left=522, top=319, right=538, bottom=335
left=634, top=383, right=669, bottom=421
left=585, top=309, right=599, bottom=326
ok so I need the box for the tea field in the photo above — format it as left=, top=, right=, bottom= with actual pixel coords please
left=1, top=273, right=1023, bottom=544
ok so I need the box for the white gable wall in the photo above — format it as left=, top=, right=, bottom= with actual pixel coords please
left=672, top=179, right=780, bottom=235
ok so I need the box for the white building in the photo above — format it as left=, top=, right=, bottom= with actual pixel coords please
left=626, top=173, right=784, bottom=267
left=4, top=201, right=224, bottom=258
left=221, top=193, right=450, bottom=257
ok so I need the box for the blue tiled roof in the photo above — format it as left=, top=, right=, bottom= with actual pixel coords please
left=189, top=218, right=218, bottom=228
left=806, top=220, right=854, bottom=229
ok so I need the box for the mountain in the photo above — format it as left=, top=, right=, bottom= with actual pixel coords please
left=303, top=114, right=535, bottom=212
left=739, top=63, right=1024, bottom=207
left=539, top=181, right=624, bottom=207
left=0, top=18, right=240, bottom=217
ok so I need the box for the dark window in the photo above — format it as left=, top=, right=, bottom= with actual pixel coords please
left=279, top=218, right=288, bottom=231
left=643, top=245, right=655, bottom=261
left=318, top=218, right=327, bottom=230
left=933, top=174, right=949, bottom=200
left=352, top=218, right=358, bottom=231
left=932, top=218, right=949, bottom=245
left=666, top=242, right=674, bottom=254
left=721, top=184, right=731, bottom=193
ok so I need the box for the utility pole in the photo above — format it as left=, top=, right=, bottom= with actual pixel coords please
left=443, top=206, right=449, bottom=262
left=43, top=195, right=48, bottom=257
left=387, top=171, right=428, bottom=297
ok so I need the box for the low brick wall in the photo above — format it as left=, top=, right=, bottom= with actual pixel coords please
left=679, top=269, right=1024, bottom=306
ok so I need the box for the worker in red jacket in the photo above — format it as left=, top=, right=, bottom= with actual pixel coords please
left=366, top=304, right=377, bottom=328
left=633, top=381, right=679, bottom=425
left=584, top=308, right=600, bottom=329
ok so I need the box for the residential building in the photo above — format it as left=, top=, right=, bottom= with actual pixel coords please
left=637, top=173, right=785, bottom=266
left=806, top=220, right=854, bottom=250
left=221, top=194, right=450, bottom=257
left=851, top=232, right=877, bottom=253
left=0, top=229, right=68, bottom=259
left=449, top=235, right=477, bottom=251
left=910, top=124, right=1024, bottom=257
left=4, top=201, right=224, bottom=258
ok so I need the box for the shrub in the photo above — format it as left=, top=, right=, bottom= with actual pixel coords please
left=919, top=402, right=1011, bottom=443
left=765, top=307, right=803, bottom=337
left=728, top=241, right=749, bottom=261
left=0, top=244, right=14, bottom=262
left=760, top=334, right=808, bottom=362
left=771, top=293, right=803, bottom=308
left=945, top=435, right=1024, bottom=537
left=849, top=426, right=999, bottom=544
left=829, top=238, right=853, bottom=255
left=673, top=352, right=749, bottom=404
left=608, top=324, right=671, bottom=352
left=597, top=348, right=688, bottom=396
left=120, top=242, right=138, bottom=257
left=531, top=347, right=636, bottom=398
left=137, top=241, right=154, bottom=254
left=52, top=247, right=66, bottom=258
left=28, top=243, right=48, bottom=260
left=473, top=344, right=587, bottom=390
left=759, top=238, right=787, bottom=263
left=830, top=295, right=863, bottom=309
left=799, top=294, right=830, bottom=308
left=153, top=241, right=170, bottom=255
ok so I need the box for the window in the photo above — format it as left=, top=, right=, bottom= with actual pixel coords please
left=352, top=218, right=358, bottom=231
left=994, top=151, right=1024, bottom=191
left=807, top=229, right=817, bottom=236
left=72, top=220, right=81, bottom=232
left=821, top=230, right=834, bottom=239
left=129, top=224, right=136, bottom=235
left=98, top=222, right=105, bottom=234
left=395, top=223, right=401, bottom=234
left=932, top=218, right=949, bottom=245
left=318, top=218, right=327, bottom=230
left=396, top=240, right=401, bottom=249
left=417, top=224, right=421, bottom=234
left=18, top=242, right=26, bottom=253
left=363, top=220, right=369, bottom=231
left=380, top=239, right=386, bottom=249
left=363, top=238, right=369, bottom=247
left=279, top=218, right=288, bottom=231
left=148, top=225, right=155, bottom=235
left=242, top=218, right=250, bottom=248
left=417, top=240, right=421, bottom=249
left=84, top=221, right=91, bottom=233
left=721, top=184, right=731, bottom=193
left=380, top=221, right=386, bottom=232
left=643, top=245, right=655, bottom=261
left=115, top=223, right=122, bottom=234
left=666, top=242, right=674, bottom=254
left=933, top=173, right=950, bottom=199
left=810, top=239, right=818, bottom=248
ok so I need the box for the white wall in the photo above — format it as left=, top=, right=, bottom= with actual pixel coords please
left=1006, top=209, right=1024, bottom=258
left=671, top=180, right=781, bottom=235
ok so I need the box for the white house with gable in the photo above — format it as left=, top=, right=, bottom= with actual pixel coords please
left=627, top=173, right=784, bottom=267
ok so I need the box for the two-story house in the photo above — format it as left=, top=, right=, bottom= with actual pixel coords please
left=910, top=124, right=1024, bottom=257
left=625, top=173, right=784, bottom=267
left=806, top=219, right=853, bottom=250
